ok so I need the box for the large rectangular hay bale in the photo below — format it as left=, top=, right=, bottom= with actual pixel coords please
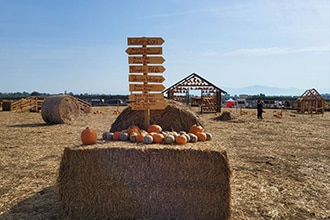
left=58, top=145, right=231, bottom=219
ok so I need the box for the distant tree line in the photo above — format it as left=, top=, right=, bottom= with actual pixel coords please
left=0, top=91, right=46, bottom=100
left=0, top=92, right=129, bottom=103
left=1, top=91, right=329, bottom=103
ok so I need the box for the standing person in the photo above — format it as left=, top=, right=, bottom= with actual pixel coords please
left=257, top=98, right=264, bottom=119
left=19, top=103, right=24, bottom=112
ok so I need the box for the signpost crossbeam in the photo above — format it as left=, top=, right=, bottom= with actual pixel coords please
left=130, top=101, right=166, bottom=110
left=128, top=37, right=164, bottom=46
left=129, top=93, right=164, bottom=102
left=129, top=84, right=165, bottom=92
left=129, top=74, right=165, bottom=83
left=126, top=47, right=162, bottom=55
left=129, top=65, right=165, bottom=73
left=128, top=56, right=165, bottom=64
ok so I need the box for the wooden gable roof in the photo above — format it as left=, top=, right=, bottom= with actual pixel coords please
left=163, top=73, right=227, bottom=94
left=297, top=88, right=325, bottom=101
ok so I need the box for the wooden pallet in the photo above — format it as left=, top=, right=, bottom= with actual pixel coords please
left=10, top=96, right=44, bottom=112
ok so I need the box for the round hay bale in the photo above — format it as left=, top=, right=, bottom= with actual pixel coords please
left=110, top=100, right=204, bottom=132
left=41, top=95, right=80, bottom=124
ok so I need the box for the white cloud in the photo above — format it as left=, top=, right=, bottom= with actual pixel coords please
left=200, top=50, right=218, bottom=57
left=221, top=46, right=329, bottom=57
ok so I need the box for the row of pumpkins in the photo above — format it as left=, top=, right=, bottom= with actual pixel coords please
left=81, top=124, right=212, bottom=145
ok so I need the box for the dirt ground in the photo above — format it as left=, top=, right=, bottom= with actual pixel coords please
left=0, top=106, right=329, bottom=219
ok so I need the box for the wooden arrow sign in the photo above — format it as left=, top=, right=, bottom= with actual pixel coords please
left=129, top=74, right=165, bottom=83
left=148, top=66, right=166, bottom=73
left=126, top=47, right=162, bottom=55
left=129, top=66, right=145, bottom=73
left=128, top=56, right=165, bottom=64
left=129, top=84, right=165, bottom=92
left=129, top=65, right=166, bottom=73
left=128, top=37, right=164, bottom=46
left=129, top=93, right=164, bottom=102
left=130, top=101, right=167, bottom=110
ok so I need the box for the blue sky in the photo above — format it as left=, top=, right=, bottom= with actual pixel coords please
left=0, top=0, right=329, bottom=95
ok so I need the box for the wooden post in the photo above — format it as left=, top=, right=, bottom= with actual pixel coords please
left=142, top=44, right=150, bottom=129
left=216, top=90, right=221, bottom=112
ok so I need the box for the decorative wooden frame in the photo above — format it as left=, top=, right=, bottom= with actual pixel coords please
left=163, top=73, right=227, bottom=113
left=296, top=88, right=326, bottom=114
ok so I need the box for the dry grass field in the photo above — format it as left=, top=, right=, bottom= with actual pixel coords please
left=0, top=106, right=329, bottom=219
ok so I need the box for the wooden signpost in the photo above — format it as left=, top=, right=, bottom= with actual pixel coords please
left=128, top=101, right=167, bottom=111
left=129, top=65, right=166, bottom=73
left=125, top=47, right=162, bottom=55
left=129, top=93, right=164, bottom=102
left=128, top=37, right=165, bottom=45
left=128, top=56, right=165, bottom=64
left=129, top=84, right=165, bottom=92
left=126, top=37, right=166, bottom=128
left=128, top=75, right=165, bottom=83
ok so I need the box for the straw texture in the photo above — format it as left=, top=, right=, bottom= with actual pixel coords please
left=41, top=95, right=79, bottom=124
left=57, top=145, right=231, bottom=220
left=110, top=100, right=204, bottom=132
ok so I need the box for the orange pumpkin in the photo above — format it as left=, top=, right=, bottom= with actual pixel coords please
left=152, top=133, right=164, bottom=144
left=149, top=131, right=157, bottom=136
left=81, top=127, right=97, bottom=145
left=130, top=131, right=138, bottom=137
left=136, top=133, right=145, bottom=143
left=83, top=106, right=91, bottom=114
left=196, top=132, right=207, bottom=141
left=189, top=124, right=204, bottom=135
left=127, top=125, right=140, bottom=135
left=113, top=131, right=122, bottom=141
left=140, top=130, right=148, bottom=135
left=176, top=134, right=188, bottom=145
left=147, top=124, right=162, bottom=133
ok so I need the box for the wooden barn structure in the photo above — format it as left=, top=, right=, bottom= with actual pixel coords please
left=296, top=88, right=326, bottom=114
left=163, top=73, right=227, bottom=113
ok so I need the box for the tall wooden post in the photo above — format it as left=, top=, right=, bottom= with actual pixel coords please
left=142, top=44, right=150, bottom=128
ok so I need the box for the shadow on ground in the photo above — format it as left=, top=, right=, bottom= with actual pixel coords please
left=0, top=186, right=62, bottom=220
left=8, top=123, right=49, bottom=128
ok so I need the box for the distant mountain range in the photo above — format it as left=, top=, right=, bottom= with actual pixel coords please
left=222, top=85, right=329, bottom=97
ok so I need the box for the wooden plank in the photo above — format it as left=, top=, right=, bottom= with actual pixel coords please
left=147, top=66, right=166, bottom=73
left=129, top=93, right=164, bottom=102
left=129, top=74, right=165, bottom=83
left=126, top=47, right=162, bottom=55
left=128, top=37, right=164, bottom=46
left=129, top=65, right=166, bottom=73
left=128, top=56, right=165, bottom=64
left=129, top=84, right=165, bottom=92
left=130, top=101, right=167, bottom=110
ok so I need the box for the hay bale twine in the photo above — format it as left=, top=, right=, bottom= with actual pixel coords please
left=110, top=100, right=204, bottom=132
left=57, top=144, right=231, bottom=220
left=41, top=95, right=80, bottom=124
